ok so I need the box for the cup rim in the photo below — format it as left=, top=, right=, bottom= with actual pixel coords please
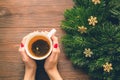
left=24, top=32, right=52, bottom=60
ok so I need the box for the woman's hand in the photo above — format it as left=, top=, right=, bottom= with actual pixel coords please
left=44, top=35, right=63, bottom=80
left=19, top=36, right=36, bottom=80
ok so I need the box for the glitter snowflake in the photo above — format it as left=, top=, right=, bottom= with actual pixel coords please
left=83, top=48, right=93, bottom=57
left=92, top=0, right=101, bottom=5
left=78, top=26, right=87, bottom=34
left=103, top=62, right=113, bottom=72
left=88, top=16, right=98, bottom=26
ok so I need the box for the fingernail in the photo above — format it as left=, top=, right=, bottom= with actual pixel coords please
left=54, top=44, right=58, bottom=48
left=20, top=43, right=24, bottom=47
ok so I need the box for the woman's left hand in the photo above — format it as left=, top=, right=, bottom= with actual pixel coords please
left=19, top=36, right=36, bottom=80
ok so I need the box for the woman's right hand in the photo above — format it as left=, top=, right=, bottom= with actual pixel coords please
left=44, top=35, right=63, bottom=80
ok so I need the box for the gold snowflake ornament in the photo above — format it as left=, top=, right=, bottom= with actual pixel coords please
left=78, top=26, right=87, bottom=34
left=92, top=0, right=101, bottom=5
left=83, top=48, right=93, bottom=57
left=88, top=16, right=98, bottom=26
left=103, top=62, right=113, bottom=72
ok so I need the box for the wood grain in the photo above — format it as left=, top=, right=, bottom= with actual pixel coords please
left=0, top=0, right=90, bottom=80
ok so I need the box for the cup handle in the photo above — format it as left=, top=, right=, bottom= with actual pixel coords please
left=47, top=29, right=56, bottom=38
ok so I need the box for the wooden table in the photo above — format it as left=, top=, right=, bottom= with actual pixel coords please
left=0, top=0, right=89, bottom=80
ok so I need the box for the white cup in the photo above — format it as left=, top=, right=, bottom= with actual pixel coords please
left=24, top=29, right=56, bottom=60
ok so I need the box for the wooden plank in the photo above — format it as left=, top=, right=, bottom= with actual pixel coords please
left=0, top=0, right=73, bottom=28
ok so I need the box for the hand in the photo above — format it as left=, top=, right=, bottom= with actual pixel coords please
left=19, top=36, right=36, bottom=80
left=44, top=35, right=63, bottom=80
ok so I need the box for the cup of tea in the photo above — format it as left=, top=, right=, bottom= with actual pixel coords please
left=24, top=29, right=56, bottom=60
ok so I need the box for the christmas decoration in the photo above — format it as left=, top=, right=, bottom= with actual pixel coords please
left=83, top=48, right=93, bottom=57
left=92, top=0, right=101, bottom=5
left=78, top=26, right=87, bottom=33
left=103, top=62, right=113, bottom=72
left=61, top=0, right=120, bottom=80
left=88, top=16, right=98, bottom=26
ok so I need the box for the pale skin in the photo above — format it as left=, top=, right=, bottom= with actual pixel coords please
left=19, top=33, right=63, bottom=80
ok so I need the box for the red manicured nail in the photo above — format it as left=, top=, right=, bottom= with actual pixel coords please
left=54, top=44, right=58, bottom=48
left=20, top=43, right=24, bottom=47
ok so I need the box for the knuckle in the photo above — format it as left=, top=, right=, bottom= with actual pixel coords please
left=23, top=58, right=29, bottom=63
left=53, top=49, right=60, bottom=54
left=53, top=49, right=58, bottom=53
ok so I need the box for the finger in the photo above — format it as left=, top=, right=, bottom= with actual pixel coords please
left=19, top=48, right=26, bottom=60
left=52, top=48, right=60, bottom=59
left=52, top=36, right=60, bottom=51
left=51, top=36, right=60, bottom=58
left=19, top=47, right=29, bottom=61
left=52, top=35, right=58, bottom=45
left=19, top=37, right=28, bottom=60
